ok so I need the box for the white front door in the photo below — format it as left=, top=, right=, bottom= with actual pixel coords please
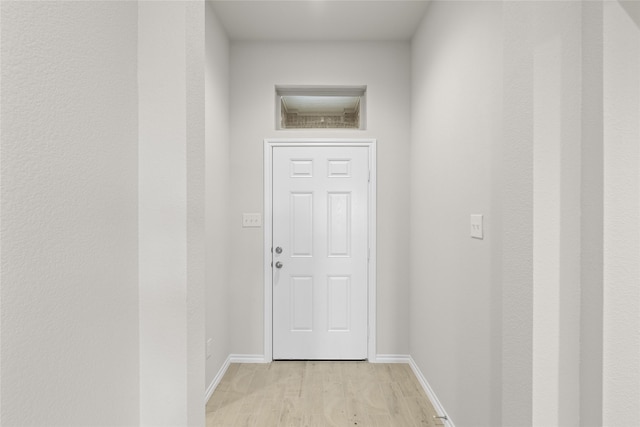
left=272, top=146, right=369, bottom=360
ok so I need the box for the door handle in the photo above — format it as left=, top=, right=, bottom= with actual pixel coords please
left=275, top=261, right=283, bottom=269
left=275, top=247, right=283, bottom=254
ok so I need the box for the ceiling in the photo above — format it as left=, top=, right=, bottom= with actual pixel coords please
left=209, top=1, right=431, bottom=42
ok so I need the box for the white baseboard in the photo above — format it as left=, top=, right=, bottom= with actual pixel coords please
left=205, top=354, right=231, bottom=403
left=408, top=356, right=455, bottom=427
left=205, top=354, right=267, bottom=403
left=375, top=354, right=411, bottom=363
left=229, top=354, right=268, bottom=363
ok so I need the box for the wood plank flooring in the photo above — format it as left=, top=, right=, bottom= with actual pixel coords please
left=206, top=361, right=445, bottom=427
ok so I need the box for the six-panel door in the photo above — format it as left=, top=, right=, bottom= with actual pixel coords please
left=272, top=146, right=369, bottom=360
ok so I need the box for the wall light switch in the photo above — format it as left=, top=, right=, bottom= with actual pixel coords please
left=242, top=213, right=262, bottom=228
left=470, top=214, right=484, bottom=239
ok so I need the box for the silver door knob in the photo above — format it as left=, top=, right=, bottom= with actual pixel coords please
left=275, top=261, right=283, bottom=269
left=275, top=247, right=283, bottom=254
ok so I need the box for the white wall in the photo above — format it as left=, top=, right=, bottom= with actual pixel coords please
left=410, top=2, right=503, bottom=425
left=580, top=1, right=604, bottom=425
left=602, top=1, right=640, bottom=425
left=229, top=41, right=411, bottom=357
left=531, top=3, right=582, bottom=426
left=138, top=2, right=205, bottom=425
left=205, top=2, right=231, bottom=389
left=412, top=2, right=640, bottom=426
left=502, top=2, right=640, bottom=425
left=0, top=2, right=140, bottom=424
left=185, top=3, right=206, bottom=424
left=501, top=3, right=535, bottom=423
left=412, top=2, right=582, bottom=425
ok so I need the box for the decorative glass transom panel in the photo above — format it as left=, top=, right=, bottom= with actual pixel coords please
left=276, top=86, right=366, bottom=130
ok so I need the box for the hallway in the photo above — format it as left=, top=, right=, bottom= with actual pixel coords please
left=1, top=1, right=640, bottom=426
left=206, top=362, right=443, bottom=427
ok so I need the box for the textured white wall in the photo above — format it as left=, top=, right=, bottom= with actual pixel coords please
left=603, top=1, right=640, bottom=425
left=229, top=41, right=411, bottom=357
left=500, top=3, right=585, bottom=425
left=138, top=2, right=205, bottom=425
left=0, top=2, right=139, bottom=425
left=502, top=2, right=584, bottom=425
left=411, top=2, right=585, bottom=425
left=580, top=1, right=604, bottom=425
left=410, top=2, right=503, bottom=425
left=205, top=3, right=231, bottom=389
left=531, top=3, right=582, bottom=426
left=501, top=2, right=535, bottom=423
left=185, top=3, right=206, bottom=425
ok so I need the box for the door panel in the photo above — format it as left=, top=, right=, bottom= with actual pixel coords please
left=291, top=276, right=313, bottom=331
left=328, top=192, right=351, bottom=256
left=290, top=193, right=313, bottom=256
left=327, top=275, right=350, bottom=331
left=272, top=146, right=369, bottom=360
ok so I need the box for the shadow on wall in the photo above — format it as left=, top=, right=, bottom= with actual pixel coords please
left=620, top=0, right=640, bottom=29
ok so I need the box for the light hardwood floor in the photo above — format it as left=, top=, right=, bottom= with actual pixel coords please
left=206, top=361, right=446, bottom=427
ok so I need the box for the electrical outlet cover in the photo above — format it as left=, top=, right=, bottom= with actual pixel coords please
left=242, top=213, right=262, bottom=228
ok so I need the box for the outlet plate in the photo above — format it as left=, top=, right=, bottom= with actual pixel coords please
left=243, top=213, right=262, bottom=228
left=470, top=214, right=483, bottom=239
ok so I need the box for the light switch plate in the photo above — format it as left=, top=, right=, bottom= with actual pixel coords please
left=470, top=214, right=483, bottom=239
left=242, top=213, right=262, bottom=228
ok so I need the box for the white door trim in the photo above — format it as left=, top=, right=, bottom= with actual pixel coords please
left=264, top=138, right=377, bottom=362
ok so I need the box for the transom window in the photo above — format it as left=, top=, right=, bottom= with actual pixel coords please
left=276, top=86, right=366, bottom=130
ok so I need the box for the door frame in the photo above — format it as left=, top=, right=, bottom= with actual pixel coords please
left=263, top=138, right=377, bottom=362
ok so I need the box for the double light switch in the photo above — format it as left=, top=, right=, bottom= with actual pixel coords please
left=470, top=214, right=483, bottom=239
